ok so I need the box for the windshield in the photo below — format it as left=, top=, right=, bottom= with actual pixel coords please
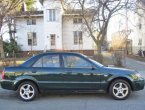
left=81, top=54, right=104, bottom=67
left=88, top=57, right=104, bottom=67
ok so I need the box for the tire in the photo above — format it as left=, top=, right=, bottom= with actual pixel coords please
left=18, top=81, right=38, bottom=101
left=109, top=79, right=131, bottom=100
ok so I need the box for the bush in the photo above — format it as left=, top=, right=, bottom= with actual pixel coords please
left=3, top=39, right=21, bottom=56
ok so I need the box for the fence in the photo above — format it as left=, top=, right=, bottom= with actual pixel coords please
left=0, top=49, right=127, bottom=67
left=111, top=49, right=126, bottom=67
left=0, top=50, right=95, bottom=66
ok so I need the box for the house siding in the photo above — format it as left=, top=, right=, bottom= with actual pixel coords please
left=16, top=17, right=45, bottom=51
left=62, top=16, right=94, bottom=50
left=15, top=0, right=95, bottom=52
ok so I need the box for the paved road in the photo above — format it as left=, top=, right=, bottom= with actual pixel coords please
left=0, top=57, right=145, bottom=110
left=0, top=88, right=145, bottom=110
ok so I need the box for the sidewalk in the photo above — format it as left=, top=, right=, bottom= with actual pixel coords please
left=125, top=57, right=145, bottom=78
left=102, top=51, right=145, bottom=78
left=125, top=57, right=145, bottom=70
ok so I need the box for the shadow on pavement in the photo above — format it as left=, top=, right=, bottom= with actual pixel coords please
left=0, top=87, right=144, bottom=102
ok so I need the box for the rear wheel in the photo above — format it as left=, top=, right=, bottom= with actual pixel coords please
left=109, top=79, right=131, bottom=100
left=18, top=81, right=38, bottom=101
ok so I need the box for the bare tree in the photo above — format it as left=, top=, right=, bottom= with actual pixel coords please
left=61, top=0, right=133, bottom=62
left=0, top=0, right=25, bottom=58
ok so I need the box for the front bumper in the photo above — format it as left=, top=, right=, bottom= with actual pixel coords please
left=132, top=78, right=145, bottom=91
left=0, top=80, right=15, bottom=90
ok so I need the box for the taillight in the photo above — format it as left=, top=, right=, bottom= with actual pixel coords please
left=2, top=70, right=5, bottom=80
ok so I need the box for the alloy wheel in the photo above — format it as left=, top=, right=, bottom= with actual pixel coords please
left=18, top=81, right=38, bottom=101
left=112, top=82, right=129, bottom=99
left=20, top=84, right=35, bottom=100
left=109, top=79, right=131, bottom=100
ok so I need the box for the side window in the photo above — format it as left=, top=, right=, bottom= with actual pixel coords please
left=33, top=55, right=60, bottom=67
left=43, top=55, right=60, bottom=67
left=63, top=55, right=92, bottom=68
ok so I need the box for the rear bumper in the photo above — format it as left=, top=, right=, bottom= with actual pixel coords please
left=0, top=80, right=15, bottom=90
left=132, top=78, right=145, bottom=91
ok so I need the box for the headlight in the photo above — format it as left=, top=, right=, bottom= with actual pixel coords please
left=131, top=73, right=142, bottom=79
left=135, top=73, right=142, bottom=78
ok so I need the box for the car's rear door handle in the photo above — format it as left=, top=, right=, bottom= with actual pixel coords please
left=66, top=71, right=72, bottom=74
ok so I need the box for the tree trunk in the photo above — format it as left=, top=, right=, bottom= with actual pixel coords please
left=0, top=21, right=5, bottom=58
left=96, top=42, right=103, bottom=63
left=0, top=35, right=5, bottom=58
left=93, top=42, right=103, bottom=63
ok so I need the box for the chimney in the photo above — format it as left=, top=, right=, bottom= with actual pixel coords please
left=21, top=2, right=27, bottom=11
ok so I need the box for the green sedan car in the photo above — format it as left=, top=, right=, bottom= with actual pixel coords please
left=0, top=52, right=144, bottom=101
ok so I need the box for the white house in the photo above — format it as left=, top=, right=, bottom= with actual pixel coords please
left=108, top=1, right=145, bottom=55
left=126, top=0, right=145, bottom=55
left=15, top=0, right=95, bottom=53
left=135, top=0, right=145, bottom=53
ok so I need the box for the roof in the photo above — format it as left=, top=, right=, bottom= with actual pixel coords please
left=140, top=0, right=145, bottom=5
left=15, top=11, right=43, bottom=18
left=36, top=51, right=83, bottom=56
left=63, top=9, right=96, bottom=16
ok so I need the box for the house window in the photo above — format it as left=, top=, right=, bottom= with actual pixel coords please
left=50, top=34, right=56, bottom=46
left=74, top=31, right=83, bottom=45
left=27, top=19, right=36, bottom=25
left=138, top=38, right=142, bottom=45
left=73, top=18, right=82, bottom=24
left=139, top=23, right=142, bottom=29
left=47, top=9, right=56, bottom=21
left=28, top=32, right=37, bottom=46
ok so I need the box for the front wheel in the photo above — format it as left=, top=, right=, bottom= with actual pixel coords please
left=109, top=79, right=131, bottom=100
left=18, top=81, right=38, bottom=101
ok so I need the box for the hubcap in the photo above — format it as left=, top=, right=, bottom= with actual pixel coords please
left=113, top=82, right=128, bottom=99
left=19, top=84, right=35, bottom=100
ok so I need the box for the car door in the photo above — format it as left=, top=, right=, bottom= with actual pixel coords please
left=61, top=54, right=101, bottom=90
left=30, top=53, right=65, bottom=90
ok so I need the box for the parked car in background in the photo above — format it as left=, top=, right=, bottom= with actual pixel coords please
left=0, top=52, right=144, bottom=101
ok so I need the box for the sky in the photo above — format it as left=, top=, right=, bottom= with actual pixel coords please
left=107, top=10, right=136, bottom=41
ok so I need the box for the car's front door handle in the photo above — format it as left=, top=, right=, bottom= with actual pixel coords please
left=31, top=70, right=37, bottom=73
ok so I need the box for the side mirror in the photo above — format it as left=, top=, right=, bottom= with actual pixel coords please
left=108, top=65, right=115, bottom=67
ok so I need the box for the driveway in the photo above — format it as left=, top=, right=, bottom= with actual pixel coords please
left=0, top=57, right=145, bottom=110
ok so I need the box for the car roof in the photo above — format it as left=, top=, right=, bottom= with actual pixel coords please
left=36, top=52, right=83, bottom=56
